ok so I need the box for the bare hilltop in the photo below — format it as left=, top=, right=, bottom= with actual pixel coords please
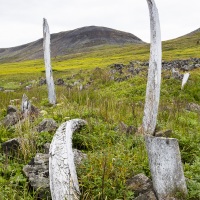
left=0, top=26, right=144, bottom=62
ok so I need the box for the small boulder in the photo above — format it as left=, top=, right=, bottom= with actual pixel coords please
left=30, top=105, right=39, bottom=117
left=172, top=68, right=183, bottom=80
left=118, top=122, right=136, bottom=134
left=55, top=78, right=65, bottom=85
left=1, top=138, right=21, bottom=155
left=128, top=66, right=135, bottom=74
left=126, top=173, right=154, bottom=195
left=2, top=112, right=20, bottom=127
left=23, top=149, right=87, bottom=198
left=37, top=118, right=58, bottom=133
left=155, top=130, right=172, bottom=138
left=73, top=149, right=87, bottom=166
left=23, top=153, right=50, bottom=199
left=186, top=103, right=200, bottom=113
left=43, top=143, right=51, bottom=154
left=194, top=64, right=200, bottom=68
left=7, top=105, right=18, bottom=114
left=134, top=190, right=157, bottom=200
left=39, top=78, right=46, bottom=86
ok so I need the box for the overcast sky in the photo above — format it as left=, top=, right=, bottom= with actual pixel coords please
left=0, top=0, right=199, bottom=48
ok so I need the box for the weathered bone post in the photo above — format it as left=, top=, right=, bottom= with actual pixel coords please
left=142, top=0, right=162, bottom=135
left=145, top=136, right=188, bottom=199
left=49, top=119, right=87, bottom=200
left=43, top=18, right=56, bottom=105
left=143, top=1, right=188, bottom=199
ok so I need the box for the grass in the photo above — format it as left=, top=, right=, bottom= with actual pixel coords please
left=0, top=32, right=200, bottom=199
left=0, top=32, right=199, bottom=76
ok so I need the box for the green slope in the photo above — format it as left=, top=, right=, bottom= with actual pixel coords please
left=0, top=31, right=199, bottom=75
left=0, top=31, right=199, bottom=199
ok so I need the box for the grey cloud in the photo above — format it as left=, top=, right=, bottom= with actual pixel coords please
left=0, top=0, right=199, bottom=47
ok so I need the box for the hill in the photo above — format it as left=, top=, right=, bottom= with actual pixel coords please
left=0, top=26, right=144, bottom=62
left=184, top=27, right=200, bottom=36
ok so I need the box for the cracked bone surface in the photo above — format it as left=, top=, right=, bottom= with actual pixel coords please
left=142, top=0, right=162, bottom=135
left=49, top=119, right=87, bottom=200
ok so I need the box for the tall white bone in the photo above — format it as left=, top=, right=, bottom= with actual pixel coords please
left=142, top=0, right=162, bottom=135
left=43, top=18, right=56, bottom=105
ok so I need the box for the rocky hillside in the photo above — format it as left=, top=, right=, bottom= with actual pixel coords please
left=0, top=26, right=144, bottom=62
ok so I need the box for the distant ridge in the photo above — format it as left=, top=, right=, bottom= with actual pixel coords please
left=0, top=26, right=144, bottom=62
left=182, top=27, right=200, bottom=37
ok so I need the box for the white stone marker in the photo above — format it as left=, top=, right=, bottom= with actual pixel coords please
left=181, top=73, right=190, bottom=90
left=145, top=136, right=188, bottom=199
left=142, top=0, right=162, bottom=135
left=43, top=18, right=56, bottom=105
left=49, top=119, right=87, bottom=200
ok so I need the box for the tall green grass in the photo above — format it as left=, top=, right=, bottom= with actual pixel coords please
left=0, top=32, right=200, bottom=199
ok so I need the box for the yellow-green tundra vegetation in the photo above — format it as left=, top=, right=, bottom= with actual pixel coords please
left=0, top=31, right=199, bottom=199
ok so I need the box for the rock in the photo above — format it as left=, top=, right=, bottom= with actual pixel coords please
left=2, top=112, right=20, bottom=127
left=30, top=105, right=40, bottom=117
left=73, top=149, right=87, bottom=166
left=194, top=64, right=200, bottom=68
left=39, top=78, right=46, bottom=86
left=1, top=138, right=21, bottom=155
left=128, top=66, right=135, bottom=74
left=181, top=65, right=189, bottom=71
left=134, top=68, right=142, bottom=74
left=55, top=78, right=65, bottom=85
left=23, top=153, right=51, bottom=199
left=23, top=150, right=87, bottom=198
left=37, top=118, right=58, bottom=133
left=127, top=173, right=157, bottom=200
left=186, top=103, right=200, bottom=113
left=110, top=63, right=124, bottom=74
left=155, top=129, right=172, bottom=137
left=43, top=143, right=51, bottom=154
left=127, top=173, right=154, bottom=196
left=126, top=125, right=137, bottom=134
left=172, top=68, right=183, bottom=80
left=25, top=85, right=32, bottom=90
left=110, top=69, right=117, bottom=74
left=7, top=105, right=18, bottom=114
left=134, top=190, right=157, bottom=200
left=114, top=63, right=124, bottom=70
left=118, top=122, right=136, bottom=134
